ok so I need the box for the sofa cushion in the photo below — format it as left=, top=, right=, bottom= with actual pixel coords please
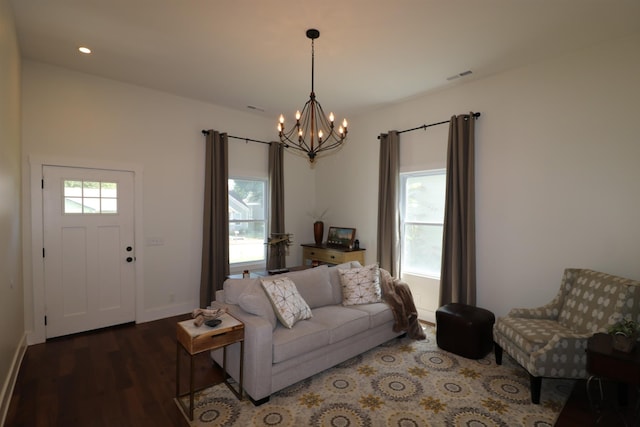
left=339, top=264, right=382, bottom=306
left=223, top=277, right=260, bottom=305
left=348, top=302, right=395, bottom=328
left=261, top=277, right=312, bottom=328
left=310, top=306, right=371, bottom=344
left=237, top=281, right=277, bottom=330
left=272, top=320, right=329, bottom=363
left=269, top=265, right=334, bottom=309
left=329, top=261, right=362, bottom=305
left=558, top=270, right=628, bottom=334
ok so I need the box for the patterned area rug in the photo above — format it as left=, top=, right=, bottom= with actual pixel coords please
left=176, top=326, right=573, bottom=426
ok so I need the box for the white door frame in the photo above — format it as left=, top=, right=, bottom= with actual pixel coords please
left=28, top=156, right=145, bottom=344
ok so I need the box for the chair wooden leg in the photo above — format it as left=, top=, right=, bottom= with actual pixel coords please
left=530, top=375, right=541, bottom=404
left=494, top=342, right=503, bottom=365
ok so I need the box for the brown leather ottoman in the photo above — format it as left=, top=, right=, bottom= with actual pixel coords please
left=436, top=303, right=495, bottom=359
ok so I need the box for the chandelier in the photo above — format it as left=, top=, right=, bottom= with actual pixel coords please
left=278, top=29, right=348, bottom=164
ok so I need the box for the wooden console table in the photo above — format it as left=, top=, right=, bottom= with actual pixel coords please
left=301, top=243, right=365, bottom=266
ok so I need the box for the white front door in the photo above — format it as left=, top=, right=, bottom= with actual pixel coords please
left=42, top=166, right=136, bottom=338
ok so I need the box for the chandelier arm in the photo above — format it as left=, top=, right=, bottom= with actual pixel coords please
left=315, top=137, right=346, bottom=151
left=280, top=128, right=311, bottom=150
left=312, top=100, right=346, bottom=149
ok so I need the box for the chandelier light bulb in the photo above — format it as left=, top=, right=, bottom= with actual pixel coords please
left=295, top=111, right=301, bottom=120
left=329, top=112, right=334, bottom=122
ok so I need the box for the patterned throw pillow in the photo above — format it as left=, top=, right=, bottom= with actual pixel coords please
left=338, top=264, right=382, bottom=306
left=260, top=277, right=312, bottom=328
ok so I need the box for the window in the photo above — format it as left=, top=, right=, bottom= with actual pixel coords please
left=400, top=170, right=446, bottom=278
left=63, top=180, right=118, bottom=214
left=228, top=178, right=267, bottom=266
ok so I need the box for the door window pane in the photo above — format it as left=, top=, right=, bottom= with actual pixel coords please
left=63, top=180, right=118, bottom=214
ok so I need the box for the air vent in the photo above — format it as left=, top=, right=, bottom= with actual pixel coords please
left=446, top=70, right=473, bottom=81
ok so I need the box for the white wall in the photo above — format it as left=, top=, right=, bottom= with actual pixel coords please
left=317, top=33, right=640, bottom=318
left=19, top=28, right=640, bottom=335
left=0, top=0, right=25, bottom=421
left=21, top=60, right=315, bottom=342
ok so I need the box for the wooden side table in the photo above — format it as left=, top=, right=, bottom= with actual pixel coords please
left=586, top=333, right=640, bottom=424
left=176, top=313, right=244, bottom=421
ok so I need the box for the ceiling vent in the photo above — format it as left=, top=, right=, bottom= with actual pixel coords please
left=446, top=70, right=473, bottom=81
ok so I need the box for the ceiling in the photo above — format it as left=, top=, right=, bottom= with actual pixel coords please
left=10, top=0, right=640, bottom=120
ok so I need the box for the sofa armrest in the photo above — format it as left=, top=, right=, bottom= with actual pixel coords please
left=528, top=331, right=591, bottom=377
left=508, top=286, right=565, bottom=320
left=211, top=303, right=274, bottom=401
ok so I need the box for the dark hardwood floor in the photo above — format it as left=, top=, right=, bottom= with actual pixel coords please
left=5, top=314, right=222, bottom=427
left=5, top=314, right=636, bottom=426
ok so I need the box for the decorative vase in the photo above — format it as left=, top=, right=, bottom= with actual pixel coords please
left=313, top=221, right=324, bottom=245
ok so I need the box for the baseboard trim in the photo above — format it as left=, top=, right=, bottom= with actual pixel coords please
left=141, top=300, right=195, bottom=323
left=418, top=308, right=435, bottom=324
left=0, top=332, right=27, bottom=426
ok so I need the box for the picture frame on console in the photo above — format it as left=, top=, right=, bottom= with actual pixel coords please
left=326, top=227, right=356, bottom=248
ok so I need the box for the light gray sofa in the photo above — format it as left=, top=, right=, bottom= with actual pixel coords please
left=210, top=262, right=403, bottom=404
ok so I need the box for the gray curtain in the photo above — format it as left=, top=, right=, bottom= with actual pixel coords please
left=377, top=131, right=400, bottom=276
left=267, top=142, right=286, bottom=270
left=440, top=113, right=476, bottom=306
left=200, top=130, right=229, bottom=307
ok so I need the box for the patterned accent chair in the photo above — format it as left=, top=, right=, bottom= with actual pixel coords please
left=493, top=268, right=640, bottom=403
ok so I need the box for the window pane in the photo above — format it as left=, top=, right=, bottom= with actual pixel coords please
left=65, top=198, right=83, bottom=213
left=83, top=198, right=100, bottom=213
left=228, top=177, right=267, bottom=266
left=229, top=221, right=266, bottom=264
left=101, top=182, right=118, bottom=198
left=229, top=179, right=265, bottom=221
left=64, top=180, right=82, bottom=197
left=83, top=181, right=101, bottom=198
left=405, top=173, right=446, bottom=223
left=402, top=224, right=443, bottom=277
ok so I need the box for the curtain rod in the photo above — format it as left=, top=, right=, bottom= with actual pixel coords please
left=377, top=112, right=481, bottom=139
left=201, top=130, right=271, bottom=145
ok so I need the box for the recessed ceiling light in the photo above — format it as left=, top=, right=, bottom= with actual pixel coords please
left=78, top=46, right=92, bottom=54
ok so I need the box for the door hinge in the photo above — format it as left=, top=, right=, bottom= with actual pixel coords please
left=43, top=248, right=45, bottom=258
left=44, top=316, right=47, bottom=326
left=41, top=179, right=44, bottom=189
